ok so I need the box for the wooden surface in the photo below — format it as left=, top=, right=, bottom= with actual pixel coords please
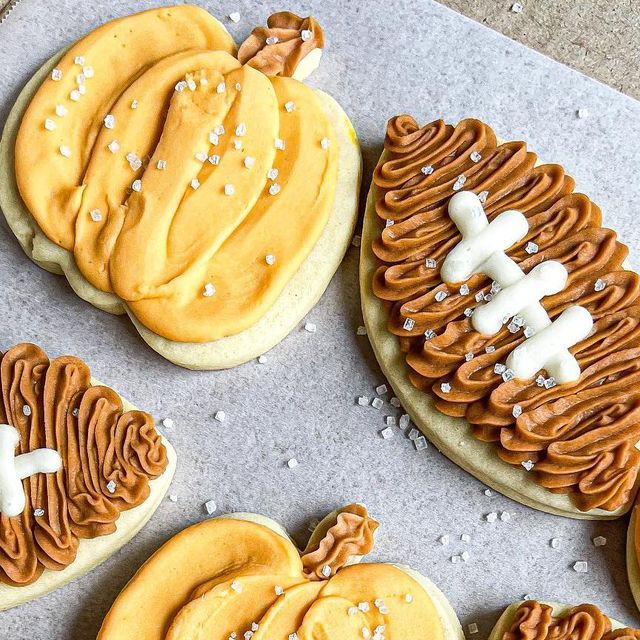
left=441, top=0, right=640, bottom=99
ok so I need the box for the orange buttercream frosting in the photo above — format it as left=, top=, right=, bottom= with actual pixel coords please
left=15, top=6, right=338, bottom=343
left=98, top=508, right=445, bottom=640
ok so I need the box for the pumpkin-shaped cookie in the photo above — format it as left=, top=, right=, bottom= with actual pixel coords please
left=0, top=343, right=175, bottom=610
left=0, top=6, right=361, bottom=369
left=97, top=504, right=463, bottom=639
left=361, top=116, right=640, bottom=519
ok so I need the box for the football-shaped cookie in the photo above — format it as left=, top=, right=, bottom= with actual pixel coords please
left=361, top=116, right=640, bottom=519
left=0, top=343, right=176, bottom=610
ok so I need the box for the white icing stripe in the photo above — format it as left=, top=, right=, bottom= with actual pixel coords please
left=0, top=424, right=62, bottom=517
left=442, top=191, right=593, bottom=384
left=506, top=306, right=593, bottom=382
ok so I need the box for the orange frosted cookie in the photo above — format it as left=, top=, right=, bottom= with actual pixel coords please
left=1, top=7, right=361, bottom=369
left=98, top=504, right=462, bottom=640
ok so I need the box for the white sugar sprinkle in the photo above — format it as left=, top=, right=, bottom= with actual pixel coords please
left=525, top=241, right=539, bottom=254
left=577, top=108, right=589, bottom=119
left=321, top=137, right=330, bottom=149
left=235, top=122, right=247, bottom=136
left=512, top=404, right=522, bottom=418
left=304, top=322, right=317, bottom=333
left=267, top=168, right=279, bottom=181
left=376, top=384, right=388, bottom=395
left=106, top=480, right=117, bottom=494
left=478, top=190, right=489, bottom=203
left=265, top=254, right=276, bottom=265
left=357, top=325, right=367, bottom=336
left=461, top=533, right=471, bottom=543
left=425, top=258, right=437, bottom=268
left=470, top=151, right=482, bottom=163
left=287, top=458, right=299, bottom=469
left=233, top=139, right=242, bottom=151
left=131, top=179, right=142, bottom=192
left=224, top=184, right=235, bottom=196
left=257, top=355, right=267, bottom=364
left=156, top=159, right=167, bottom=170
left=468, top=623, right=479, bottom=635
left=235, top=82, right=242, bottom=91
left=51, top=68, right=62, bottom=81
left=209, top=132, right=219, bottom=145
left=204, top=500, right=217, bottom=515
left=485, top=345, right=496, bottom=353
left=22, top=404, right=31, bottom=416
left=459, top=283, right=470, bottom=295
left=408, top=428, right=419, bottom=441
left=34, top=508, right=45, bottom=517
left=275, top=585, right=284, bottom=596
left=500, top=511, right=511, bottom=522
left=573, top=560, right=588, bottom=573
left=130, top=100, right=138, bottom=109
left=59, top=145, right=72, bottom=158
left=371, top=397, right=383, bottom=410
left=524, top=326, right=536, bottom=338
left=162, top=418, right=174, bottom=429
left=550, top=537, right=561, bottom=548
left=380, top=427, right=394, bottom=439
left=385, top=416, right=396, bottom=426
left=229, top=11, right=241, bottom=23
left=55, top=104, right=68, bottom=117
left=216, top=82, right=226, bottom=93
left=195, top=151, right=208, bottom=162
left=89, top=209, right=102, bottom=222
left=107, top=139, right=120, bottom=153
left=209, top=154, right=221, bottom=165
left=511, top=2, right=524, bottom=13
left=594, top=278, right=606, bottom=292
left=403, top=317, right=415, bottom=331
left=453, top=174, right=467, bottom=191
left=357, top=396, right=369, bottom=406
left=485, top=512, right=498, bottom=523
left=244, top=156, right=256, bottom=169
left=421, top=165, right=434, bottom=175
left=103, top=114, right=115, bottom=129
left=465, top=352, right=474, bottom=361
left=231, top=579, right=242, bottom=592
left=435, top=290, right=448, bottom=302
left=191, top=178, right=200, bottom=190
left=440, top=534, right=450, bottom=545
left=414, top=436, right=428, bottom=451
left=203, top=282, right=216, bottom=297
left=214, top=411, right=226, bottom=423
left=186, top=78, right=197, bottom=91
left=78, top=84, right=86, bottom=95
left=214, top=124, right=225, bottom=135
left=522, top=459, right=535, bottom=471
left=70, top=89, right=80, bottom=102
left=405, top=593, right=413, bottom=603
left=424, top=329, right=437, bottom=339
left=266, top=36, right=279, bottom=45
left=399, top=414, right=410, bottom=428
left=390, top=396, right=401, bottom=407
left=44, top=118, right=56, bottom=131
left=275, top=138, right=285, bottom=150
left=74, top=55, right=85, bottom=65
left=484, top=489, right=493, bottom=497
left=284, top=101, right=295, bottom=112
left=440, top=382, right=451, bottom=394
left=593, top=536, right=607, bottom=547
left=83, top=65, right=94, bottom=78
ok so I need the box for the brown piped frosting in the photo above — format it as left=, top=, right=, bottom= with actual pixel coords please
left=503, top=601, right=638, bottom=640
left=237, top=11, right=324, bottom=77
left=301, top=504, right=378, bottom=580
left=372, top=115, right=640, bottom=512
left=0, top=343, right=168, bottom=586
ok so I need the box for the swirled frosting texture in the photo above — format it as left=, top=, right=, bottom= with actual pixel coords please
left=237, top=12, right=324, bottom=77
left=372, top=116, right=640, bottom=512
left=0, top=343, right=167, bottom=586
left=503, top=601, right=639, bottom=640
left=301, top=503, right=379, bottom=580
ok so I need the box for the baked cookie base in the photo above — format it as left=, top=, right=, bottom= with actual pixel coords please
left=360, top=150, right=635, bottom=520
left=0, top=52, right=362, bottom=370
left=489, top=601, right=625, bottom=640
left=626, top=507, right=640, bottom=613
left=0, top=382, right=177, bottom=611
